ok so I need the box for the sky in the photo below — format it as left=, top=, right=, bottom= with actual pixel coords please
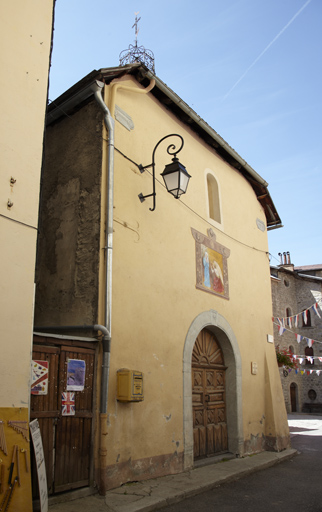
left=48, top=0, right=322, bottom=267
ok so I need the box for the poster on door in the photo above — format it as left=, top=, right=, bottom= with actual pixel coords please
left=66, top=359, right=86, bottom=391
left=31, top=360, right=49, bottom=395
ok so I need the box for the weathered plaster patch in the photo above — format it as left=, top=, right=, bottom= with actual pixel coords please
left=101, top=451, right=184, bottom=492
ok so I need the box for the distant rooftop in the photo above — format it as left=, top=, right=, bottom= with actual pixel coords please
left=294, top=264, right=322, bottom=271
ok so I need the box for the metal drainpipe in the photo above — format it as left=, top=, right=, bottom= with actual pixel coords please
left=91, top=80, right=115, bottom=415
left=91, top=80, right=115, bottom=493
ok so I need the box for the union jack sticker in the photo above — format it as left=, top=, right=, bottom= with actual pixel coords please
left=61, top=392, right=75, bottom=416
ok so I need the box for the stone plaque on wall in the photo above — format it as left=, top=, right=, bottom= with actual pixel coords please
left=191, top=228, right=230, bottom=300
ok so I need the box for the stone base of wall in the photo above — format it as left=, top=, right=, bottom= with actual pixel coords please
left=243, top=433, right=290, bottom=455
left=99, top=451, right=184, bottom=494
left=302, top=402, right=322, bottom=413
left=264, top=434, right=291, bottom=452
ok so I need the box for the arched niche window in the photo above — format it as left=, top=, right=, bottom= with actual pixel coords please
left=305, top=346, right=314, bottom=365
left=207, top=173, right=221, bottom=224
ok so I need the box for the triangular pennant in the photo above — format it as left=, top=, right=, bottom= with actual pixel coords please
left=294, top=315, right=299, bottom=328
left=313, top=302, right=321, bottom=318
left=307, top=338, right=314, bottom=348
left=316, top=370, right=321, bottom=376
left=303, top=310, right=308, bottom=325
left=277, top=318, right=285, bottom=335
left=295, top=334, right=302, bottom=344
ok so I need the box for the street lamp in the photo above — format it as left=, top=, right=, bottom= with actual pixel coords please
left=138, top=134, right=191, bottom=211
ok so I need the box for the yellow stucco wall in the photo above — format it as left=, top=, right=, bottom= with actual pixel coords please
left=0, top=0, right=53, bottom=403
left=97, top=77, right=289, bottom=478
left=0, top=1, right=54, bottom=508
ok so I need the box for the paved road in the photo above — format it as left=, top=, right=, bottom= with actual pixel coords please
left=161, top=414, right=322, bottom=512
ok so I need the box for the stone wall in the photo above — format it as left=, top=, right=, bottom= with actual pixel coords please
left=271, top=266, right=322, bottom=412
left=35, top=100, right=103, bottom=327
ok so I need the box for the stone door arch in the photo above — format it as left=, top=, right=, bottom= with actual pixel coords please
left=183, top=310, right=243, bottom=469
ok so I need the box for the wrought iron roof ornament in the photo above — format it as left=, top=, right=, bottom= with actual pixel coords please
left=119, top=12, right=155, bottom=73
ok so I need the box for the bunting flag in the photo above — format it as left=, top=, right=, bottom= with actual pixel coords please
left=313, top=302, right=321, bottom=318
left=272, top=298, right=322, bottom=326
left=282, top=364, right=322, bottom=377
left=273, top=321, right=322, bottom=348
left=277, top=318, right=286, bottom=335
left=273, top=299, right=322, bottom=375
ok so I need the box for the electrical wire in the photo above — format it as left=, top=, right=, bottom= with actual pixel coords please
left=113, top=143, right=271, bottom=257
left=0, top=213, right=38, bottom=231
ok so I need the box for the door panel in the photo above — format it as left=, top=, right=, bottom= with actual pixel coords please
left=31, top=340, right=96, bottom=496
left=192, top=329, right=228, bottom=460
left=55, top=346, right=95, bottom=492
left=31, top=345, right=59, bottom=495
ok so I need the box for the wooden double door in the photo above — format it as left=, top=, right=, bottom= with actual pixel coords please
left=31, top=338, right=97, bottom=496
left=192, top=328, right=228, bottom=459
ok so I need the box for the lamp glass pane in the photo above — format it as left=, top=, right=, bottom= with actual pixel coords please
left=163, top=171, right=180, bottom=194
left=179, top=173, right=189, bottom=193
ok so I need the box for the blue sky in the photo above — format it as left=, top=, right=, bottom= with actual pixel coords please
left=49, top=0, right=322, bottom=267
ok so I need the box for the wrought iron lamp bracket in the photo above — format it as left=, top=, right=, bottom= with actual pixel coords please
left=138, top=134, right=184, bottom=211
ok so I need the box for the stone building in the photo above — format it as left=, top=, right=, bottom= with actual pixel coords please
left=271, top=254, right=322, bottom=413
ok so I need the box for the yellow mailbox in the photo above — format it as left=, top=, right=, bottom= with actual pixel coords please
left=117, top=369, right=144, bottom=402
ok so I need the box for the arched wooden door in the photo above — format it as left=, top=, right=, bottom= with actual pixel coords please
left=290, top=383, right=297, bottom=412
left=192, top=328, right=228, bottom=459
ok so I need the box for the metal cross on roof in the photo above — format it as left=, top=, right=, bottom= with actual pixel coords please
left=132, top=12, right=141, bottom=46
left=119, top=12, right=155, bottom=73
